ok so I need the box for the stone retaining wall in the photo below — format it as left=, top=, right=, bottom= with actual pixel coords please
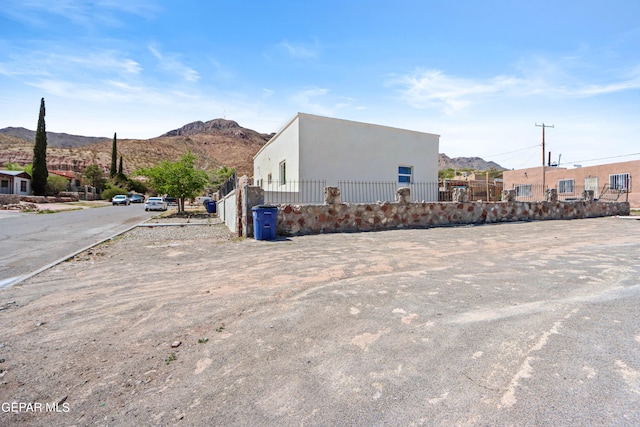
left=276, top=200, right=630, bottom=236
left=19, top=195, right=78, bottom=203
left=0, top=195, right=20, bottom=206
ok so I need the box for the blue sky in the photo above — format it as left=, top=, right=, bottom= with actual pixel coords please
left=1, top=0, right=639, bottom=170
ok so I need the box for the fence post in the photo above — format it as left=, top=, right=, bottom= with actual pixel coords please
left=502, top=189, right=516, bottom=202
left=241, top=179, right=264, bottom=238
left=396, top=187, right=411, bottom=204
left=452, top=187, right=468, bottom=202
left=324, top=186, right=341, bottom=205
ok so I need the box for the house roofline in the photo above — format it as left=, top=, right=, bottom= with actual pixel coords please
left=253, top=112, right=441, bottom=161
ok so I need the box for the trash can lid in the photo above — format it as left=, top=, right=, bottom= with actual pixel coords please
left=252, top=204, right=278, bottom=210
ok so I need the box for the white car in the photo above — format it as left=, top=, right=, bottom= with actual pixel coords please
left=145, top=197, right=168, bottom=211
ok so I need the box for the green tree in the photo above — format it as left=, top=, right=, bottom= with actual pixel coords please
left=208, top=165, right=236, bottom=193
left=83, top=164, right=107, bottom=190
left=136, top=152, right=208, bottom=213
left=110, top=133, right=117, bottom=178
left=118, top=155, right=124, bottom=176
left=46, top=174, right=69, bottom=195
left=32, top=98, right=48, bottom=195
left=2, top=162, right=22, bottom=171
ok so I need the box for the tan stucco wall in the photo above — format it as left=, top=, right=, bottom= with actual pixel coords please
left=503, top=160, right=640, bottom=207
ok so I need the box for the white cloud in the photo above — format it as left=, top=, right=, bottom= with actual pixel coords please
left=0, top=0, right=158, bottom=28
left=278, top=40, right=319, bottom=59
left=389, top=64, right=640, bottom=114
left=148, top=45, right=200, bottom=83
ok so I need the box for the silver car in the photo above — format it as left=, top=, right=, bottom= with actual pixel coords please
left=145, top=197, right=168, bottom=211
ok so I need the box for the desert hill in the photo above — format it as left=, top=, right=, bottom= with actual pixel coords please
left=0, top=119, right=271, bottom=176
left=1, top=120, right=504, bottom=177
left=438, top=153, right=505, bottom=171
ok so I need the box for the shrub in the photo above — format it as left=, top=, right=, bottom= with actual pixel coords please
left=101, top=186, right=128, bottom=201
left=126, top=179, right=148, bottom=194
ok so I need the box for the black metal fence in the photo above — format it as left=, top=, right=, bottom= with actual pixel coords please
left=219, top=171, right=237, bottom=198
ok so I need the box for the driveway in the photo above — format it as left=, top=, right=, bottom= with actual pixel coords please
left=0, top=217, right=639, bottom=426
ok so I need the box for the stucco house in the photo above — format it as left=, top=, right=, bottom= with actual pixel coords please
left=0, top=170, right=31, bottom=195
left=253, top=113, right=440, bottom=203
left=502, top=159, right=639, bottom=208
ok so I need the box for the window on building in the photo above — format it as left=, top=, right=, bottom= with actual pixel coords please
left=267, top=173, right=272, bottom=185
left=20, top=180, right=27, bottom=192
left=609, top=173, right=630, bottom=190
left=515, top=184, right=532, bottom=197
left=279, top=161, right=286, bottom=185
left=558, top=179, right=574, bottom=194
left=398, top=165, right=413, bottom=184
left=1, top=180, right=8, bottom=191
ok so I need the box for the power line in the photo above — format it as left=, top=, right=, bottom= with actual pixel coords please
left=486, top=143, right=540, bottom=158
left=563, top=152, right=640, bottom=165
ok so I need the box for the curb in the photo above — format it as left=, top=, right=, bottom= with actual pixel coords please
left=0, top=221, right=143, bottom=290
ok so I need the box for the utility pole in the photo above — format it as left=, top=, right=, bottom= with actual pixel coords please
left=535, top=123, right=554, bottom=194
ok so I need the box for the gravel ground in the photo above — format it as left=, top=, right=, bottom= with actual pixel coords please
left=124, top=212, right=236, bottom=241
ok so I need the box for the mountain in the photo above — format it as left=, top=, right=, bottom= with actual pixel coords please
left=439, top=153, right=505, bottom=171
left=0, top=127, right=110, bottom=148
left=0, top=120, right=272, bottom=176
left=0, top=121, right=504, bottom=178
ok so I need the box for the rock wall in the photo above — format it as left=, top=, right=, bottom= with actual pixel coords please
left=275, top=200, right=630, bottom=236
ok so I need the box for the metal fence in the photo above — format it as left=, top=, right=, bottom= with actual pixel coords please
left=263, top=180, right=327, bottom=204
left=509, top=183, right=629, bottom=202
left=219, top=171, right=237, bottom=198
left=338, top=181, right=440, bottom=203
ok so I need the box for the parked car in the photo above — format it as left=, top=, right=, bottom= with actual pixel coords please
left=129, top=194, right=144, bottom=204
left=164, top=197, right=177, bottom=206
left=112, top=195, right=130, bottom=206
left=145, top=197, right=168, bottom=211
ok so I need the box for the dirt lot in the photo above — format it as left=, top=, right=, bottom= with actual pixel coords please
left=1, top=216, right=639, bottom=426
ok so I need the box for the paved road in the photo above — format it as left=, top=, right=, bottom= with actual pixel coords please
left=0, top=203, right=156, bottom=287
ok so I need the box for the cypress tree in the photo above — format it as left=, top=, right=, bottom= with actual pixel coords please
left=32, top=97, right=48, bottom=196
left=110, top=133, right=117, bottom=177
left=118, top=155, right=123, bottom=176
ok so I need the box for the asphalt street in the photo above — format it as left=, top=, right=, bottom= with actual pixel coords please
left=0, top=203, right=156, bottom=287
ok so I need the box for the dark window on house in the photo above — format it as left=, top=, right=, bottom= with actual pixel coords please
left=515, top=184, right=532, bottom=197
left=1, top=180, right=8, bottom=190
left=609, top=173, right=630, bottom=190
left=558, top=179, right=574, bottom=194
left=20, top=180, right=27, bottom=192
left=279, top=161, right=286, bottom=185
left=398, top=166, right=413, bottom=184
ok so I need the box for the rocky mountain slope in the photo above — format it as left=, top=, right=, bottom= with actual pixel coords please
left=0, top=121, right=503, bottom=177
left=438, top=153, right=505, bottom=171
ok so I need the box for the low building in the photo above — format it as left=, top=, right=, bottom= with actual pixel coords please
left=503, top=159, right=639, bottom=207
left=253, top=113, right=440, bottom=203
left=0, top=170, right=31, bottom=195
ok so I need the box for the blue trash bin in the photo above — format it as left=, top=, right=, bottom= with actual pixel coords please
left=252, top=205, right=278, bottom=240
left=205, top=200, right=217, bottom=214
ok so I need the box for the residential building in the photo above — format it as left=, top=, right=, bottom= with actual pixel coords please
left=0, top=170, right=31, bottom=195
left=253, top=113, right=440, bottom=203
left=503, top=159, right=639, bottom=207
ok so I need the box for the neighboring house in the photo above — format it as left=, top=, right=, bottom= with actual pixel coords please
left=503, top=159, right=639, bottom=207
left=0, top=170, right=31, bottom=195
left=253, top=113, right=440, bottom=202
left=49, top=170, right=82, bottom=191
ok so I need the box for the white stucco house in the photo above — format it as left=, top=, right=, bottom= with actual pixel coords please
left=253, top=113, right=440, bottom=203
left=0, top=170, right=31, bottom=195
